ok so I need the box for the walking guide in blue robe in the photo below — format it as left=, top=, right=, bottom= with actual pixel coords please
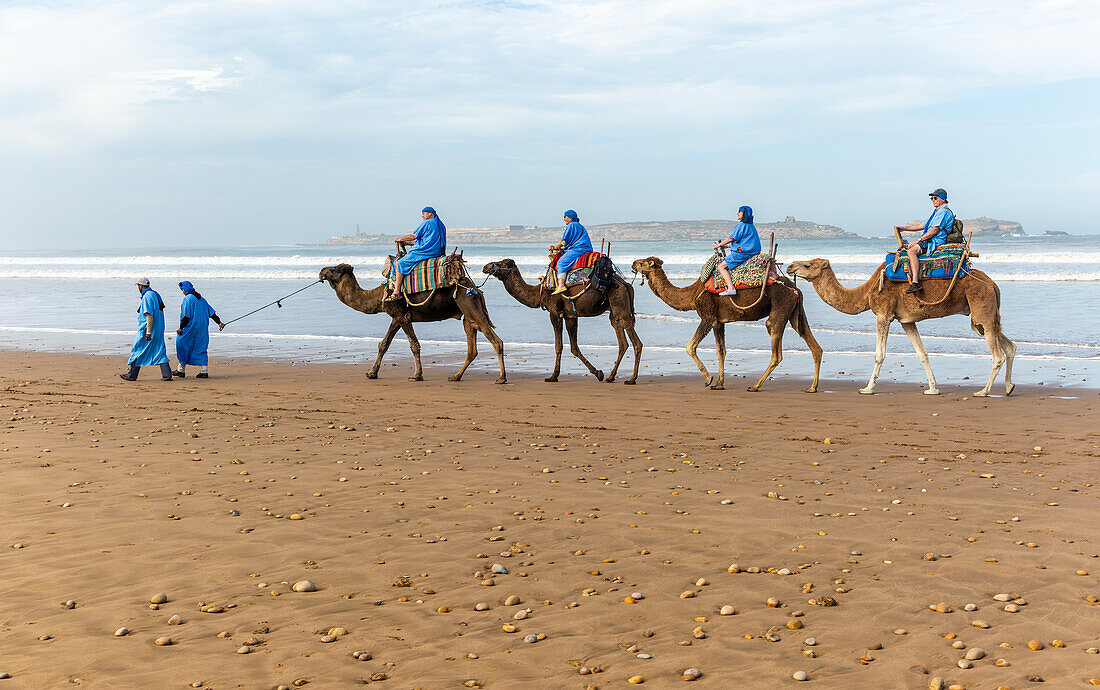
left=121, top=279, right=173, bottom=381
left=174, top=281, right=225, bottom=378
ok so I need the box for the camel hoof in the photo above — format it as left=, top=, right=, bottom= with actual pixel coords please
left=544, top=377, right=558, bottom=383
left=447, top=375, right=462, bottom=382
left=710, top=384, right=725, bottom=391
left=923, top=388, right=941, bottom=396
left=594, top=370, right=605, bottom=381
left=858, top=387, right=875, bottom=395
left=408, top=376, right=423, bottom=382
left=1005, top=383, right=1015, bottom=396
left=973, top=390, right=989, bottom=397
left=495, top=376, right=507, bottom=385
left=623, top=379, right=636, bottom=386
left=703, top=376, right=713, bottom=388
left=746, top=386, right=760, bottom=392
left=804, top=387, right=818, bottom=393
left=605, top=376, right=616, bottom=383
left=365, top=371, right=379, bottom=379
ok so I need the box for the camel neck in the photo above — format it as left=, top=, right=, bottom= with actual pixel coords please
left=336, top=273, right=385, bottom=314
left=500, top=269, right=544, bottom=309
left=646, top=267, right=702, bottom=312
left=809, top=266, right=876, bottom=315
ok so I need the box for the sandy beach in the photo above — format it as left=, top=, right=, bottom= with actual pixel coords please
left=0, top=350, right=1097, bottom=689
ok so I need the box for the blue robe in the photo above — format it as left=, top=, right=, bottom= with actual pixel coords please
left=396, top=217, right=447, bottom=275
left=176, top=292, right=215, bottom=366
left=557, top=221, right=593, bottom=272
left=128, top=288, right=169, bottom=366
left=724, top=221, right=761, bottom=269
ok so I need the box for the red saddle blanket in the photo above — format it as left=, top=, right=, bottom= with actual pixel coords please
left=550, top=251, right=601, bottom=272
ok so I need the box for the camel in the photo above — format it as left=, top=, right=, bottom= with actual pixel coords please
left=786, top=259, right=1015, bottom=397
left=319, top=263, right=506, bottom=383
left=481, top=259, right=642, bottom=384
left=630, top=257, right=821, bottom=392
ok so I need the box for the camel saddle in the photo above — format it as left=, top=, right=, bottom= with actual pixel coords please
left=702, top=254, right=777, bottom=294
left=382, top=251, right=466, bottom=293
left=885, top=244, right=970, bottom=281
left=544, top=251, right=605, bottom=288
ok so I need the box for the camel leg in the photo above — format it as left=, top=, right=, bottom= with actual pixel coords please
left=546, top=313, right=564, bottom=382
left=564, top=317, right=604, bottom=381
left=399, top=320, right=423, bottom=381
left=748, top=316, right=784, bottom=392
left=900, top=322, right=940, bottom=395
left=860, top=314, right=893, bottom=395
left=972, top=322, right=1007, bottom=397
left=367, top=319, right=402, bottom=379
left=624, top=322, right=643, bottom=385
left=454, top=292, right=507, bottom=384
left=789, top=304, right=821, bottom=393
left=448, top=318, right=479, bottom=382
left=605, top=321, right=628, bottom=383
left=686, top=320, right=714, bottom=387
left=712, top=322, right=727, bottom=390
left=1000, top=333, right=1016, bottom=396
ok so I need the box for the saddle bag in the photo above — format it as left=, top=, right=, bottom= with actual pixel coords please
left=591, top=255, right=618, bottom=293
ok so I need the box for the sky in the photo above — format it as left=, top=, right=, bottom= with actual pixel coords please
left=0, top=0, right=1098, bottom=249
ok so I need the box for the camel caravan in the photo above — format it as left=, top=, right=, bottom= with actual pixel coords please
left=319, top=193, right=1015, bottom=397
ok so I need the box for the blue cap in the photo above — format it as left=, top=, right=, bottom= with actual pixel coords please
left=421, top=206, right=436, bottom=214
left=564, top=209, right=578, bottom=221
left=929, top=188, right=948, bottom=201
left=179, top=280, right=194, bottom=291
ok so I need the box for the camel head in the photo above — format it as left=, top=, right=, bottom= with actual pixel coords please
left=482, top=258, right=517, bottom=279
left=631, top=257, right=664, bottom=275
left=319, top=263, right=355, bottom=288
left=787, top=258, right=831, bottom=281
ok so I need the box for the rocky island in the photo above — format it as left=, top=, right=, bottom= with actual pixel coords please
left=324, top=216, right=1026, bottom=244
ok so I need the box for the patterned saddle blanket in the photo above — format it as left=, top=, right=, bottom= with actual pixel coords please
left=884, top=244, right=969, bottom=281
left=381, top=254, right=465, bottom=293
left=544, top=252, right=605, bottom=288
left=701, top=254, right=777, bottom=293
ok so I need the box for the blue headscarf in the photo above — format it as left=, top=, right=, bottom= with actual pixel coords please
left=422, top=206, right=436, bottom=215
left=738, top=206, right=754, bottom=224
left=179, top=280, right=194, bottom=292
left=564, top=209, right=579, bottom=222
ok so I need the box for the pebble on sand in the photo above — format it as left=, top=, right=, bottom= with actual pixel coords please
left=793, top=671, right=809, bottom=681
left=681, top=668, right=702, bottom=681
left=237, top=646, right=250, bottom=654
left=628, top=676, right=644, bottom=684
left=150, top=593, right=168, bottom=604
left=719, top=605, right=736, bottom=616
left=504, top=595, right=521, bottom=606
left=292, top=580, right=317, bottom=592
left=1028, top=640, right=1044, bottom=650
left=154, top=637, right=173, bottom=646
left=114, top=628, right=130, bottom=637
left=965, top=647, right=985, bottom=660
left=168, top=615, right=183, bottom=625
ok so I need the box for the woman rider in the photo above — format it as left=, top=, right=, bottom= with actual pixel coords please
left=386, top=207, right=447, bottom=301
left=550, top=209, right=593, bottom=295
left=713, top=206, right=761, bottom=296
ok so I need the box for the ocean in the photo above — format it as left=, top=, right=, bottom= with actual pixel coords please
left=1, top=235, right=1097, bottom=391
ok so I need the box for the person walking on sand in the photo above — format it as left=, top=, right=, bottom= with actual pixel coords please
left=386, top=207, right=447, bottom=301
left=120, top=278, right=173, bottom=381
left=550, top=209, right=593, bottom=295
left=713, top=205, right=760, bottom=296
left=894, top=188, right=955, bottom=294
left=173, top=280, right=226, bottom=379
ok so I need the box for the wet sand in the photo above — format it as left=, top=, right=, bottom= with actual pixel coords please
left=0, top=350, right=1097, bottom=689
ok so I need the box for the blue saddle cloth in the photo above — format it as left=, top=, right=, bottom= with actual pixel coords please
left=884, top=244, right=969, bottom=281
